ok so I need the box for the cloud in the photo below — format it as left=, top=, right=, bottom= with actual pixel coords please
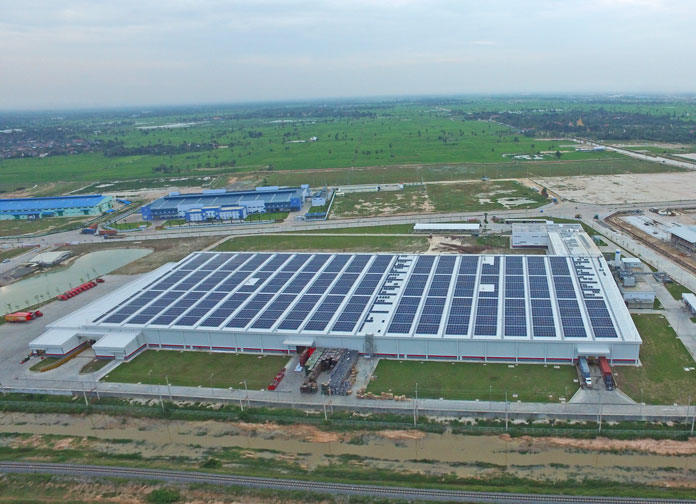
left=1, top=0, right=695, bottom=109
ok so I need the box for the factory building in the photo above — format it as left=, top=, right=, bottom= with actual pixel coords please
left=141, top=186, right=310, bottom=222
left=0, top=194, right=113, bottom=220
left=670, top=226, right=696, bottom=253
left=30, top=228, right=641, bottom=365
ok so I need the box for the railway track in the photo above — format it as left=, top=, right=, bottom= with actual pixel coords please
left=0, top=461, right=693, bottom=504
left=605, top=211, right=696, bottom=276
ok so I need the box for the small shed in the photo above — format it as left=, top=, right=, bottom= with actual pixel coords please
left=29, top=329, right=82, bottom=357
left=93, top=332, right=144, bottom=361
left=682, top=293, right=696, bottom=316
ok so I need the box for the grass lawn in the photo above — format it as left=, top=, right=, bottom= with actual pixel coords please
left=0, top=217, right=88, bottom=237
left=216, top=234, right=429, bottom=253
left=245, top=212, right=289, bottom=222
left=653, top=298, right=664, bottom=310
left=112, top=221, right=150, bottom=231
left=330, top=181, right=547, bottom=218
left=28, top=358, right=60, bottom=372
left=102, top=350, right=288, bottom=389
left=663, top=281, right=694, bottom=301
left=366, top=360, right=578, bottom=403
left=615, top=314, right=696, bottom=405
left=426, top=180, right=547, bottom=213
left=0, top=247, right=29, bottom=262
left=79, top=359, right=111, bottom=374
left=301, top=224, right=415, bottom=234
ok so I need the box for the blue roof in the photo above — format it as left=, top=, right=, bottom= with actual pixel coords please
left=147, top=187, right=304, bottom=213
left=0, top=194, right=109, bottom=213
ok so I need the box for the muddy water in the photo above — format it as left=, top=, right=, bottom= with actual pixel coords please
left=1, top=412, right=694, bottom=486
left=0, top=248, right=150, bottom=310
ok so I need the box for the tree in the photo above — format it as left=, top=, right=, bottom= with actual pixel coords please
left=541, top=187, right=549, bottom=198
left=513, top=136, right=519, bottom=143
left=555, top=150, right=562, bottom=159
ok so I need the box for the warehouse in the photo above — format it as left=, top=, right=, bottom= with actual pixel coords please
left=0, top=194, right=113, bottom=220
left=30, top=247, right=641, bottom=365
left=670, top=226, right=696, bottom=253
left=141, top=186, right=310, bottom=221
left=413, top=223, right=480, bottom=234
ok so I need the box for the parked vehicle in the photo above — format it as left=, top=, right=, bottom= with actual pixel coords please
left=4, top=310, right=43, bottom=323
left=578, top=356, right=592, bottom=388
left=598, top=356, right=615, bottom=390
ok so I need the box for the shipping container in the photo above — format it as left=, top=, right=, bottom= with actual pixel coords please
left=598, top=357, right=615, bottom=390
left=578, top=356, right=592, bottom=388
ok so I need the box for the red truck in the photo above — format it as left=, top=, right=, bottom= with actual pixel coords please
left=4, top=311, right=43, bottom=323
left=598, top=357, right=615, bottom=390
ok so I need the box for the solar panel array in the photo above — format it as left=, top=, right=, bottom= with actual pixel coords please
left=93, top=251, right=626, bottom=341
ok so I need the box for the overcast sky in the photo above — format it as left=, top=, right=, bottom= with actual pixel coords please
left=1, top=0, right=695, bottom=110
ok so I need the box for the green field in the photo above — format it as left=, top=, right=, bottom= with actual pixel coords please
left=615, top=314, right=696, bottom=405
left=303, top=223, right=415, bottom=234
left=0, top=247, right=29, bottom=262
left=366, top=360, right=578, bottom=403
left=259, top=157, right=674, bottom=188
left=112, top=221, right=150, bottom=231
left=102, top=350, right=288, bottom=389
left=0, top=102, right=672, bottom=192
left=215, top=234, right=429, bottom=253
left=330, top=180, right=547, bottom=218
left=0, top=217, right=88, bottom=237
left=663, top=280, right=694, bottom=301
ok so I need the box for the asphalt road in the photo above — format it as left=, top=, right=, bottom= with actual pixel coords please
left=0, top=461, right=692, bottom=504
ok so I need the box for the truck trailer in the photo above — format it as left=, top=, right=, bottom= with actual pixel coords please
left=598, top=357, right=615, bottom=390
left=4, top=310, right=43, bottom=323
left=578, top=356, right=592, bottom=388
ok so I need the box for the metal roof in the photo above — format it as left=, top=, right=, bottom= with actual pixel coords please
left=0, top=194, right=108, bottom=212
left=670, top=226, right=696, bottom=244
left=40, top=251, right=640, bottom=344
left=147, top=188, right=304, bottom=212
left=413, top=223, right=480, bottom=231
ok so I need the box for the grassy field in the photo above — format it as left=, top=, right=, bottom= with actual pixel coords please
left=0, top=247, right=29, bottom=262
left=615, top=314, right=696, bottom=405
left=663, top=280, right=694, bottom=301
left=330, top=180, right=547, bottom=218
left=259, top=157, right=675, bottom=187
left=102, top=350, right=288, bottom=389
left=216, top=234, right=429, bottom=253
left=245, top=211, right=289, bottom=222
left=112, top=221, right=150, bottom=231
left=28, top=358, right=60, bottom=372
left=366, top=360, right=578, bottom=402
left=0, top=217, right=88, bottom=237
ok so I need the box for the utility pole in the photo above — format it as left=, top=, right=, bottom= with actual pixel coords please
left=505, top=391, right=509, bottom=432
left=166, top=376, right=172, bottom=401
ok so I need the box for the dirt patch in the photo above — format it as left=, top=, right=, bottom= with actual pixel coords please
left=507, top=434, right=696, bottom=456
left=377, top=429, right=426, bottom=441
left=236, top=421, right=342, bottom=443
left=537, top=172, right=696, bottom=204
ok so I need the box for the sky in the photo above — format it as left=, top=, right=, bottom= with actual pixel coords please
left=1, top=0, right=695, bottom=109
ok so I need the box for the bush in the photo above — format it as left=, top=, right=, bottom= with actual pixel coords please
left=147, top=488, right=181, bottom=504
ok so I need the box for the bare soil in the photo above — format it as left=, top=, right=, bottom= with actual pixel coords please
left=537, top=172, right=696, bottom=204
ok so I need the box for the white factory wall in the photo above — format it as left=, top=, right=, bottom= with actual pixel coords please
left=138, top=329, right=639, bottom=365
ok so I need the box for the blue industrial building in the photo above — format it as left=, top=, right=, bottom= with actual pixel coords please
left=141, top=186, right=309, bottom=222
left=0, top=194, right=113, bottom=220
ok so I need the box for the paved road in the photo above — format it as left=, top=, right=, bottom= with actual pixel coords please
left=572, top=137, right=696, bottom=171
left=0, top=461, right=692, bottom=504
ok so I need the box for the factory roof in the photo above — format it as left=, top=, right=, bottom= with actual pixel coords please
left=147, top=187, right=305, bottom=212
left=38, top=251, right=640, bottom=345
left=0, top=194, right=109, bottom=212
left=413, top=223, right=480, bottom=232
left=670, top=226, right=696, bottom=244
